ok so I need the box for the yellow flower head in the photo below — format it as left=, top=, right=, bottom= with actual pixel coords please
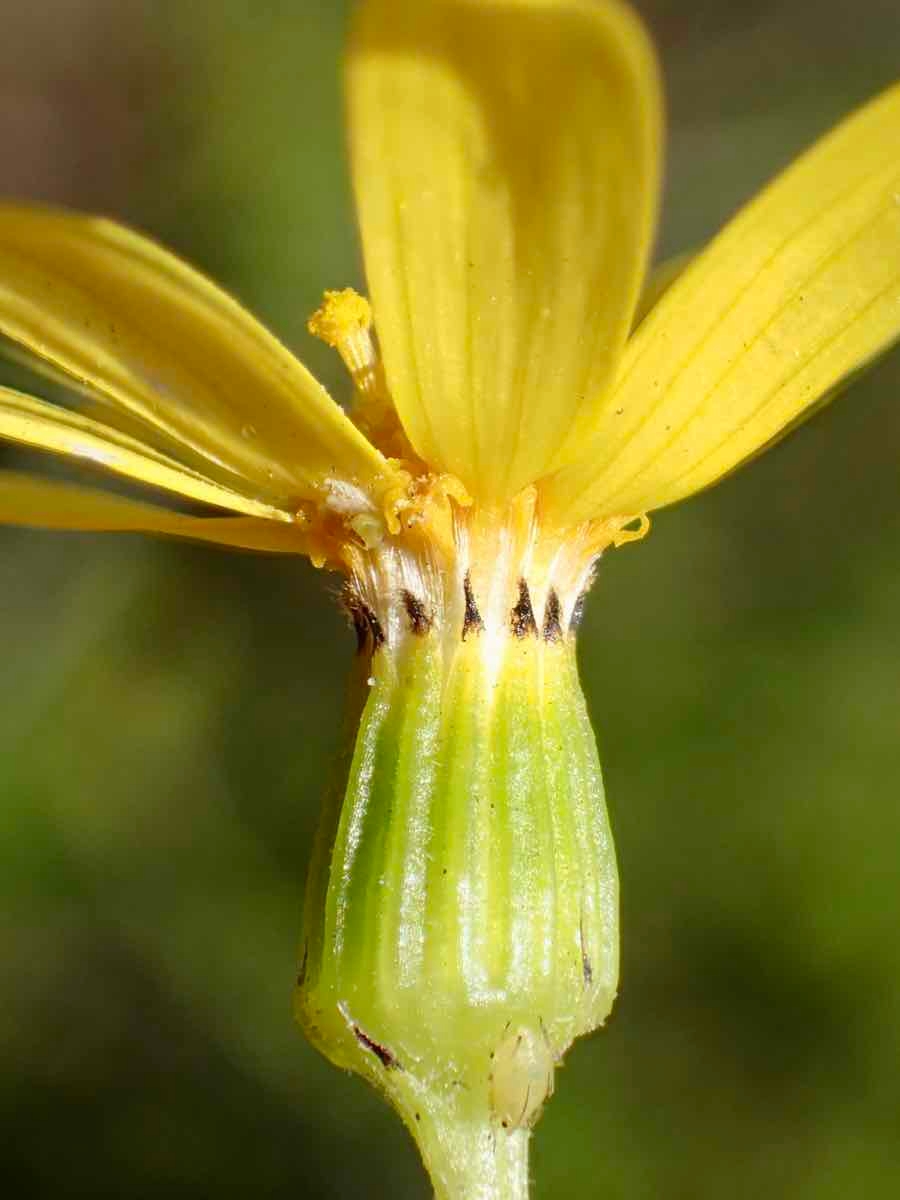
left=0, top=0, right=896, bottom=615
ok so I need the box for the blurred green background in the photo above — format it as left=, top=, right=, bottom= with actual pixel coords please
left=1, top=1, right=899, bottom=1196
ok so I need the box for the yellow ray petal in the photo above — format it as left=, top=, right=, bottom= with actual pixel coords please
left=0, top=386, right=291, bottom=521
left=0, top=471, right=310, bottom=554
left=0, top=333, right=249, bottom=476
left=632, top=251, right=693, bottom=331
left=543, top=83, right=900, bottom=524
left=0, top=205, right=395, bottom=504
left=348, top=0, right=661, bottom=503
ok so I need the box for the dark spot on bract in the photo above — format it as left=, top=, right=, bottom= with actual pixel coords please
left=462, top=571, right=484, bottom=640
left=355, top=1022, right=400, bottom=1070
left=579, top=915, right=593, bottom=987
left=542, top=589, right=563, bottom=643
left=340, top=583, right=370, bottom=653
left=340, top=584, right=384, bottom=653
left=296, top=941, right=309, bottom=988
left=510, top=579, right=538, bottom=639
left=367, top=609, right=385, bottom=651
left=402, top=589, right=433, bottom=636
left=352, top=1023, right=400, bottom=1070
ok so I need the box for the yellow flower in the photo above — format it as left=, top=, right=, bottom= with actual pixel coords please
left=2, top=2, right=899, bottom=1197
left=0, top=1, right=897, bottom=580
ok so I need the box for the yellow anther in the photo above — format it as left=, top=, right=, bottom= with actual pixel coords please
left=308, top=288, right=372, bottom=348
left=308, top=289, right=380, bottom=394
left=382, top=480, right=411, bottom=536
left=383, top=469, right=472, bottom=555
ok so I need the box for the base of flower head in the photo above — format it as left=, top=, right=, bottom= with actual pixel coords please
left=305, top=286, right=650, bottom=574
left=336, top=484, right=647, bottom=652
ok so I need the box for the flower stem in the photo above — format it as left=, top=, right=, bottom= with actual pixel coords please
left=413, top=1100, right=530, bottom=1200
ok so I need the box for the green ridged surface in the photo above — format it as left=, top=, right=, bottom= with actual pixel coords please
left=298, top=631, right=618, bottom=1094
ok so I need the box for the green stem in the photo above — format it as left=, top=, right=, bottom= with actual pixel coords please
left=414, top=1102, right=530, bottom=1200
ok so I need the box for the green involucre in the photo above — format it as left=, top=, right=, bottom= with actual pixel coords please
left=297, top=627, right=617, bottom=1197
